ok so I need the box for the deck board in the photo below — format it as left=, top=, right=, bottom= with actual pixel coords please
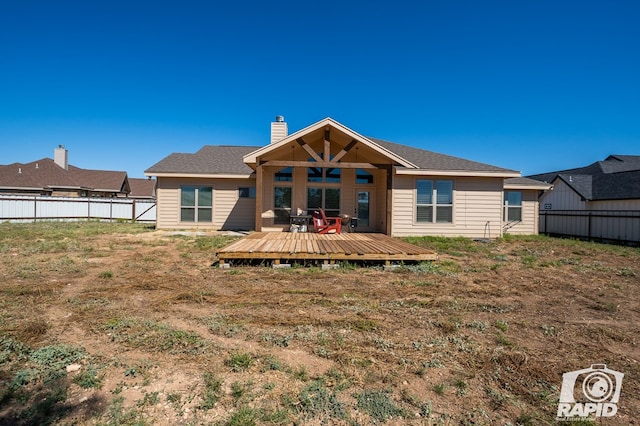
left=216, top=232, right=437, bottom=265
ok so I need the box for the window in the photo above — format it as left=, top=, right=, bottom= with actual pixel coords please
left=307, top=153, right=341, bottom=183
left=275, top=167, right=293, bottom=182
left=239, top=187, right=256, bottom=199
left=307, top=187, right=340, bottom=217
left=356, top=169, right=374, bottom=184
left=416, top=180, right=453, bottom=223
left=181, top=186, right=212, bottom=222
left=504, top=191, right=522, bottom=222
left=273, top=186, right=292, bottom=224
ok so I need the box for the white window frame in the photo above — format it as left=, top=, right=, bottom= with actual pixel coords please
left=416, top=179, right=454, bottom=224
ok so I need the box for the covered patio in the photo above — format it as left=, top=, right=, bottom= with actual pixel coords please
left=215, top=232, right=437, bottom=268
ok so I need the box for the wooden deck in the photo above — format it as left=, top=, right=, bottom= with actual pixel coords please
left=215, top=232, right=437, bottom=267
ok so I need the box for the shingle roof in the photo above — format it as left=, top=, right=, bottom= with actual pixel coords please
left=504, top=177, right=552, bottom=188
left=528, top=155, right=640, bottom=200
left=148, top=140, right=518, bottom=176
left=145, top=145, right=260, bottom=175
left=128, top=178, right=156, bottom=198
left=0, top=158, right=128, bottom=193
left=369, top=138, right=519, bottom=173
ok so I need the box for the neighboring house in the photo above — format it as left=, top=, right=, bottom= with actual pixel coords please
left=145, top=117, right=550, bottom=237
left=0, top=145, right=131, bottom=197
left=529, top=155, right=640, bottom=210
left=128, top=178, right=157, bottom=199
left=529, top=155, right=640, bottom=243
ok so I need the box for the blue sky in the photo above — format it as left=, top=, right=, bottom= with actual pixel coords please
left=1, top=1, right=638, bottom=178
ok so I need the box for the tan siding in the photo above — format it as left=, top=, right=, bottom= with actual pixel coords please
left=505, top=191, right=539, bottom=235
left=392, top=176, right=504, bottom=238
left=155, top=177, right=255, bottom=230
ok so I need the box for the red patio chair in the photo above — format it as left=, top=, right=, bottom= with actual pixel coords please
left=312, top=208, right=342, bottom=234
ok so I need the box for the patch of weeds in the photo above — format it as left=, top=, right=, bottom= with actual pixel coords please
left=231, top=380, right=254, bottom=402
left=589, top=301, right=618, bottom=313
left=400, top=389, right=431, bottom=417
left=355, top=389, right=406, bottom=422
left=480, top=304, right=514, bottom=314
left=261, top=332, right=291, bottom=347
left=204, top=314, right=246, bottom=337
left=200, top=372, right=223, bottom=410
left=227, top=352, right=254, bottom=372
left=618, top=267, right=636, bottom=277
left=224, top=407, right=259, bottom=426
left=466, top=320, right=489, bottom=331
left=104, top=395, right=147, bottom=425
left=521, top=255, right=537, bottom=268
left=295, top=380, right=346, bottom=421
left=485, top=386, right=507, bottom=409
left=454, top=379, right=467, bottom=396
left=30, top=344, right=86, bottom=374
left=433, top=383, right=446, bottom=396
left=103, top=317, right=209, bottom=355
left=350, top=319, right=378, bottom=332
left=292, top=366, right=309, bottom=382
left=495, top=320, right=508, bottom=332
left=373, top=337, right=395, bottom=351
left=421, top=357, right=444, bottom=370
left=137, top=390, right=160, bottom=408
left=541, top=325, right=558, bottom=336
left=260, top=354, right=285, bottom=372
left=74, top=365, right=104, bottom=389
left=99, top=270, right=113, bottom=279
left=496, top=333, right=514, bottom=347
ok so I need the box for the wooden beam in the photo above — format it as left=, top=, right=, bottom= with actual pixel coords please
left=297, top=138, right=322, bottom=162
left=255, top=164, right=263, bottom=231
left=331, top=139, right=358, bottom=163
left=324, top=129, right=331, bottom=161
left=260, top=160, right=377, bottom=169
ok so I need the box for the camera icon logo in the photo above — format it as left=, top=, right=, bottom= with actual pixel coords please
left=557, top=364, right=624, bottom=419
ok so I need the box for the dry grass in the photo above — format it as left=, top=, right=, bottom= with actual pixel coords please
left=0, top=222, right=638, bottom=425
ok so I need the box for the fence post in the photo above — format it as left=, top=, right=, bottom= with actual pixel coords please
left=587, top=212, right=592, bottom=240
left=33, top=196, right=37, bottom=223
left=132, top=200, right=136, bottom=222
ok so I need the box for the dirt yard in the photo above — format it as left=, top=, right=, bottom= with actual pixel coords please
left=0, top=222, right=638, bottom=425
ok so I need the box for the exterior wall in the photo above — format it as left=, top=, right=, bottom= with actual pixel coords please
left=504, top=190, right=540, bottom=235
left=257, top=166, right=385, bottom=232
left=391, top=176, right=504, bottom=238
left=539, top=179, right=586, bottom=211
left=587, top=199, right=640, bottom=210
left=155, top=177, right=255, bottom=230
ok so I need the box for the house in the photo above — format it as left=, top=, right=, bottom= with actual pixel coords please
left=0, top=145, right=131, bottom=198
left=529, top=155, right=640, bottom=211
left=145, top=117, right=550, bottom=238
left=529, top=155, right=640, bottom=243
left=128, top=178, right=157, bottom=200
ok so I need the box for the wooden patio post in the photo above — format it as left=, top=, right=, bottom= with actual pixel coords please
left=255, top=164, right=263, bottom=231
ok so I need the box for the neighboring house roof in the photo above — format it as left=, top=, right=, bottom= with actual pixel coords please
left=528, top=155, right=640, bottom=201
left=145, top=145, right=260, bottom=176
left=0, top=158, right=129, bottom=194
left=147, top=118, right=521, bottom=178
left=128, top=178, right=156, bottom=199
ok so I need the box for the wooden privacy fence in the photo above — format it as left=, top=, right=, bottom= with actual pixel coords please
left=539, top=210, right=640, bottom=245
left=0, top=195, right=156, bottom=223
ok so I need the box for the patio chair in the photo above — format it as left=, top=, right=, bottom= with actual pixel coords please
left=312, top=208, right=342, bottom=234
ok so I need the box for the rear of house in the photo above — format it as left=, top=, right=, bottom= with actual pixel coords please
left=145, top=117, right=549, bottom=238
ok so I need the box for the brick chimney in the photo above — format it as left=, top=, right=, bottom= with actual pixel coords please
left=270, top=115, right=287, bottom=144
left=54, top=145, right=68, bottom=170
